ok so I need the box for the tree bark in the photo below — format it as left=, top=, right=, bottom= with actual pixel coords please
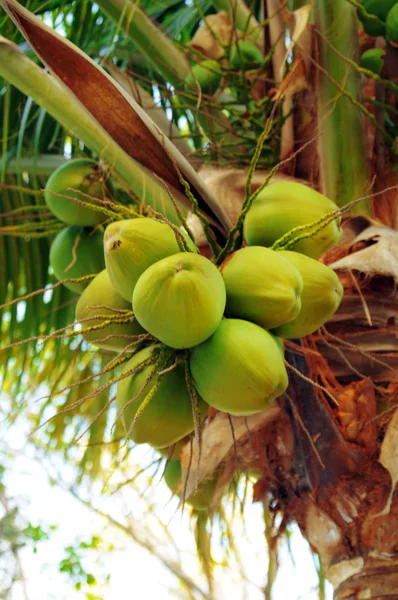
left=332, top=558, right=398, bottom=599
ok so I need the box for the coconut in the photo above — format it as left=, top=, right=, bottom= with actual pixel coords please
left=386, top=3, right=398, bottom=44
left=243, top=181, right=342, bottom=259
left=358, top=0, right=396, bottom=36
left=49, top=226, right=105, bottom=294
left=359, top=48, right=386, bottom=74
left=104, top=218, right=196, bottom=302
left=116, top=346, right=208, bottom=448
left=190, top=319, right=288, bottom=416
left=164, top=459, right=218, bottom=511
left=133, top=253, right=226, bottom=349
left=230, top=41, right=263, bottom=70
left=185, top=60, right=223, bottom=95
left=45, top=158, right=111, bottom=226
left=272, top=251, right=343, bottom=339
left=75, top=269, right=144, bottom=352
left=220, top=246, right=303, bottom=329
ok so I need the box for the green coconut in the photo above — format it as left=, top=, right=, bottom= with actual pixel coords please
left=116, top=346, right=208, bottom=448
left=272, top=251, right=343, bottom=339
left=133, top=253, right=226, bottom=349
left=358, top=0, right=396, bottom=36
left=104, top=218, right=196, bottom=302
left=164, top=459, right=218, bottom=511
left=185, top=60, right=223, bottom=95
left=49, top=226, right=105, bottom=294
left=230, top=40, right=263, bottom=70
left=359, top=48, right=386, bottom=74
left=190, top=319, right=288, bottom=416
left=243, top=181, right=342, bottom=259
left=75, top=269, right=144, bottom=352
left=45, top=158, right=111, bottom=226
left=220, top=246, right=303, bottom=329
left=386, top=3, right=398, bottom=44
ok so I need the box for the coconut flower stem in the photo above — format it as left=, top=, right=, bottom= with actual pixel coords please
left=312, top=0, right=370, bottom=213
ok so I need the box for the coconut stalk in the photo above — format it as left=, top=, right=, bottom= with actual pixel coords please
left=266, top=0, right=295, bottom=162
left=312, top=0, right=370, bottom=212
left=97, top=0, right=241, bottom=160
left=0, top=155, right=66, bottom=176
left=96, top=0, right=190, bottom=86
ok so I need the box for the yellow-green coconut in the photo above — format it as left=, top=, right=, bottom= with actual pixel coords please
left=190, top=319, right=288, bottom=416
left=104, top=218, right=196, bottom=302
left=75, top=269, right=144, bottom=352
left=220, top=246, right=303, bottom=329
left=45, top=158, right=111, bottom=226
left=116, top=346, right=208, bottom=448
left=133, top=253, right=226, bottom=349
left=272, top=251, right=343, bottom=339
left=243, top=181, right=342, bottom=259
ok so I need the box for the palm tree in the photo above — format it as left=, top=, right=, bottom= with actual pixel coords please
left=0, top=0, right=397, bottom=597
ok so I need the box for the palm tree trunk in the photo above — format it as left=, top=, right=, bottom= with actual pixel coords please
left=333, top=558, right=398, bottom=599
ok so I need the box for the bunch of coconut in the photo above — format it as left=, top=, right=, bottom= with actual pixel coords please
left=43, top=162, right=343, bottom=508
left=69, top=180, right=343, bottom=509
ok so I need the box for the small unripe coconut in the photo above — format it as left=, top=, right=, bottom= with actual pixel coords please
left=104, top=218, right=196, bottom=302
left=49, top=226, right=105, bottom=294
left=386, top=4, right=398, bottom=44
left=185, top=60, right=223, bottom=95
left=164, top=459, right=218, bottom=511
left=75, top=269, right=144, bottom=352
left=45, top=159, right=111, bottom=226
left=272, top=251, right=343, bottom=339
left=220, top=246, right=303, bottom=329
left=190, top=319, right=288, bottom=416
left=359, top=48, right=386, bottom=74
left=116, top=346, right=208, bottom=448
left=230, top=41, right=263, bottom=70
left=358, top=0, right=396, bottom=37
left=243, top=181, right=342, bottom=259
left=133, top=253, right=226, bottom=349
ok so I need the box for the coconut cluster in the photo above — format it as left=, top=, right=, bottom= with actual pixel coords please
left=358, top=0, right=398, bottom=77
left=45, top=159, right=113, bottom=293
left=45, top=169, right=344, bottom=507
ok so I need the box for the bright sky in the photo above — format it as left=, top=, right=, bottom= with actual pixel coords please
left=1, top=404, right=333, bottom=600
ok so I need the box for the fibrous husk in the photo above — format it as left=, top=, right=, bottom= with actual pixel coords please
left=180, top=406, right=281, bottom=499
left=330, top=223, right=398, bottom=282
left=316, top=217, right=398, bottom=380
left=189, top=11, right=236, bottom=60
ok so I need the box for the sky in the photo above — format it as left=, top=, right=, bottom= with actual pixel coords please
left=0, top=405, right=333, bottom=600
